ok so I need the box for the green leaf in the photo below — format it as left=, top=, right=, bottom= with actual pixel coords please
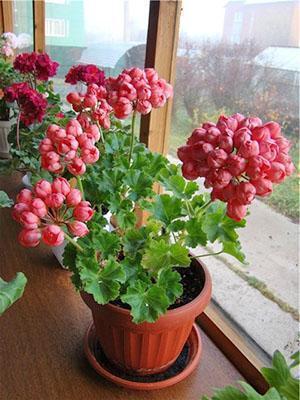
left=0, top=191, right=13, bottom=208
left=203, top=385, right=247, bottom=400
left=93, top=230, right=121, bottom=259
left=150, top=194, right=183, bottom=226
left=159, top=172, right=198, bottom=200
left=0, top=273, right=27, bottom=315
left=289, top=351, right=300, bottom=369
left=261, top=350, right=290, bottom=391
left=185, top=218, right=208, bottom=248
left=116, top=210, right=137, bottom=230
left=222, top=241, right=246, bottom=263
left=157, top=268, right=183, bottom=303
left=121, top=281, right=170, bottom=323
left=142, top=240, right=190, bottom=274
left=239, top=382, right=281, bottom=400
left=80, top=258, right=125, bottom=304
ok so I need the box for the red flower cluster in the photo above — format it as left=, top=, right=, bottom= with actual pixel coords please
left=12, top=178, right=94, bottom=248
left=177, top=114, right=295, bottom=221
left=65, top=64, right=105, bottom=86
left=39, top=119, right=100, bottom=176
left=106, top=67, right=173, bottom=118
left=5, top=82, right=47, bottom=126
left=13, top=52, right=59, bottom=81
left=66, top=83, right=112, bottom=129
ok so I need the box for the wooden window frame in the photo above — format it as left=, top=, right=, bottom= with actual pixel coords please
left=0, top=0, right=269, bottom=392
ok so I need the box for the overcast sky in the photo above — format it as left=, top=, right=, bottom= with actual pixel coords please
left=84, top=0, right=228, bottom=42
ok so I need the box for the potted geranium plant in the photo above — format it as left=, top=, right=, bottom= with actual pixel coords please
left=11, top=65, right=294, bottom=390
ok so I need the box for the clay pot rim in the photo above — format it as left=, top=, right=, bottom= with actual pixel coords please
left=82, top=257, right=212, bottom=318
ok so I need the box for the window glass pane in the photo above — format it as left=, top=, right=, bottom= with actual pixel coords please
left=45, top=0, right=150, bottom=99
left=170, top=0, right=299, bottom=360
left=13, top=0, right=34, bottom=52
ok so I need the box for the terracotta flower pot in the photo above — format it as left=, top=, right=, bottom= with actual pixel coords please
left=81, top=259, right=212, bottom=376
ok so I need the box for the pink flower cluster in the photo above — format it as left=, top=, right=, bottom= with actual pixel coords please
left=106, top=67, right=173, bottom=118
left=177, top=114, right=295, bottom=221
left=39, top=119, right=100, bottom=175
left=5, top=82, right=47, bottom=126
left=13, top=52, right=59, bottom=81
left=12, top=178, right=94, bottom=248
left=66, top=67, right=173, bottom=126
left=65, top=64, right=105, bottom=86
left=66, top=83, right=112, bottom=130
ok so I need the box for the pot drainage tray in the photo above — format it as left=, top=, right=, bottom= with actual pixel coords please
left=84, top=323, right=202, bottom=390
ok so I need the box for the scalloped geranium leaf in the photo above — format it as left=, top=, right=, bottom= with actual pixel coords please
left=185, top=218, right=208, bottom=248
left=141, top=240, right=190, bottom=274
left=222, top=240, right=246, bottom=264
left=0, top=273, right=27, bottom=315
left=150, top=194, right=183, bottom=226
left=93, top=230, right=121, bottom=259
left=157, top=268, right=183, bottom=303
left=79, top=258, right=125, bottom=304
left=121, top=281, right=169, bottom=324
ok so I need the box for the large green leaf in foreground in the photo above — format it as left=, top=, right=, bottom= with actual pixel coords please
left=0, top=273, right=27, bottom=315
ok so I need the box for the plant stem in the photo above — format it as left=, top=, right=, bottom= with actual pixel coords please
left=77, top=176, right=85, bottom=200
left=64, top=233, right=84, bottom=252
left=185, top=201, right=194, bottom=217
left=190, top=250, right=224, bottom=259
left=96, top=121, right=105, bottom=144
left=128, top=111, right=136, bottom=164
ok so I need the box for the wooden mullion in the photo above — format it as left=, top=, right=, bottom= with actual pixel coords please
left=140, top=0, right=182, bottom=156
left=33, top=0, right=45, bottom=53
left=198, top=303, right=269, bottom=393
left=0, top=1, right=4, bottom=34
left=2, top=0, right=13, bottom=33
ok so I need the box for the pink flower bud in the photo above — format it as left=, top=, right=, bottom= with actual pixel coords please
left=34, top=179, right=52, bottom=199
left=182, top=161, right=200, bottom=180
left=285, top=162, right=295, bottom=176
left=177, top=145, right=192, bottom=163
left=85, top=125, right=100, bottom=142
left=240, top=117, right=262, bottom=130
left=16, top=189, right=33, bottom=205
left=45, top=193, right=65, bottom=208
left=227, top=200, right=248, bottom=221
left=191, top=142, right=214, bottom=161
left=77, top=113, right=90, bottom=130
left=67, top=221, right=89, bottom=237
left=12, top=203, right=30, bottom=222
left=217, top=115, right=238, bottom=133
left=259, top=139, right=279, bottom=161
left=251, top=125, right=271, bottom=142
left=19, top=228, right=41, bottom=247
left=187, top=128, right=207, bottom=145
left=31, top=198, right=48, bottom=218
left=119, top=82, right=137, bottom=101
left=46, top=124, right=60, bottom=141
left=264, top=121, right=281, bottom=139
left=145, top=68, right=158, bottom=83
left=39, top=138, right=54, bottom=155
left=67, top=157, right=86, bottom=176
left=66, top=92, right=82, bottom=105
left=42, top=225, right=64, bottom=247
left=66, top=189, right=82, bottom=207
left=73, top=201, right=94, bottom=222
left=150, top=91, right=166, bottom=108
left=236, top=182, right=256, bottom=205
left=20, top=211, right=40, bottom=229
left=202, top=122, right=216, bottom=130
left=205, top=127, right=221, bottom=145
left=226, top=154, right=247, bottom=176
left=81, top=146, right=99, bottom=164
left=207, top=149, right=228, bottom=168
left=41, top=151, right=63, bottom=174
left=233, top=128, right=251, bottom=148
left=56, top=135, right=79, bottom=155
left=136, top=83, right=152, bottom=100
left=222, top=182, right=237, bottom=202
left=266, top=162, right=286, bottom=183
left=274, top=137, right=291, bottom=154
left=66, top=119, right=83, bottom=137
left=136, top=100, right=152, bottom=115
left=207, top=169, right=232, bottom=190
left=83, top=94, right=97, bottom=108
left=238, top=140, right=260, bottom=158
left=218, top=135, right=233, bottom=153
left=52, top=177, right=71, bottom=196
left=51, top=128, right=67, bottom=144
left=113, top=97, right=133, bottom=119
left=251, top=178, right=273, bottom=197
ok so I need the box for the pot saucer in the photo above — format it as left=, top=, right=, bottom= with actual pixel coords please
left=83, top=322, right=202, bottom=390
